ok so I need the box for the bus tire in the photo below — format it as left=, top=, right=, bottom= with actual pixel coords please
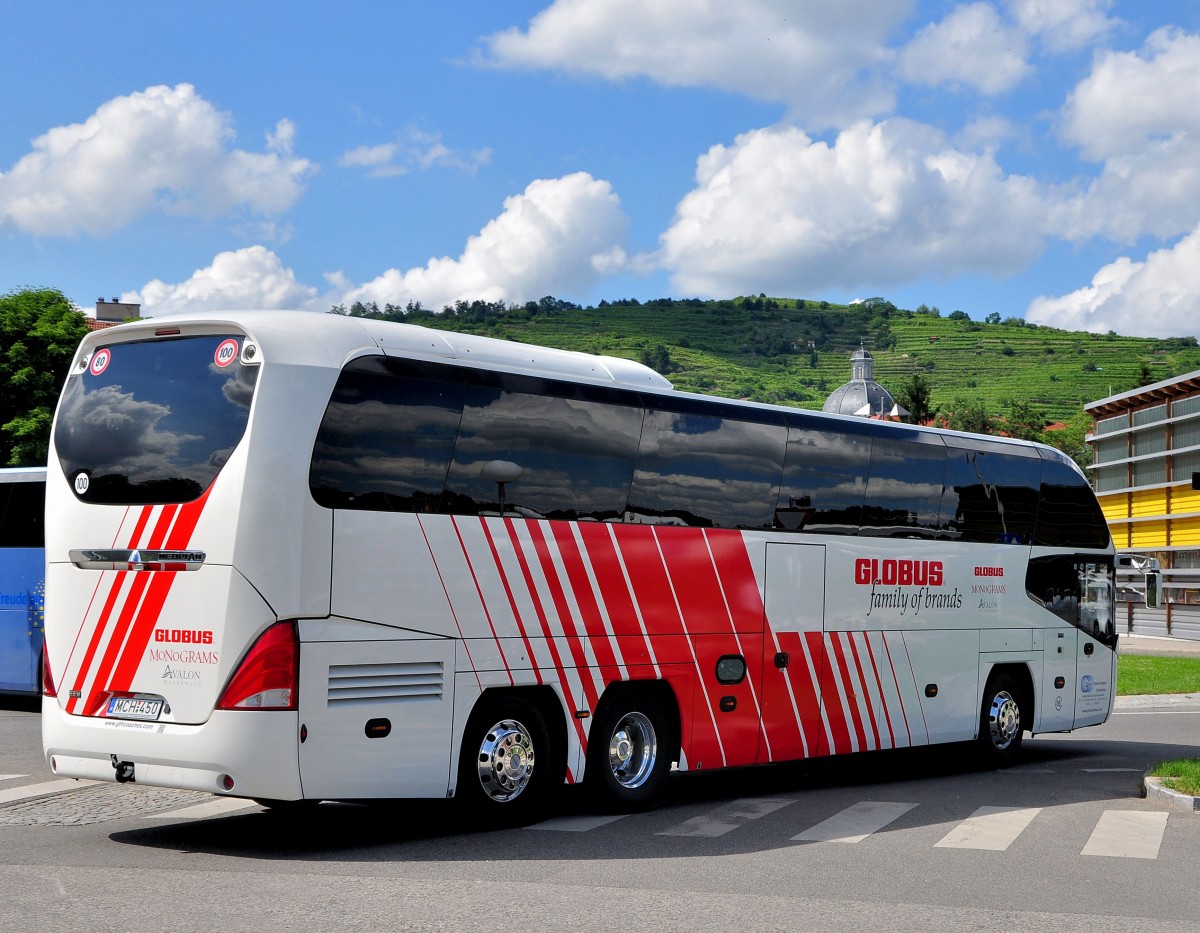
left=587, top=687, right=677, bottom=812
left=977, top=672, right=1025, bottom=767
left=457, top=695, right=556, bottom=822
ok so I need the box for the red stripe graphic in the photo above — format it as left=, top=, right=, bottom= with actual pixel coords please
left=825, top=633, right=866, bottom=753
left=106, top=489, right=212, bottom=696
left=501, top=519, right=588, bottom=751
left=863, top=634, right=897, bottom=749
left=616, top=525, right=726, bottom=767
left=574, top=524, right=659, bottom=671
left=65, top=504, right=155, bottom=714
left=416, top=516, right=482, bottom=692
left=478, top=517, right=542, bottom=685
left=449, top=516, right=514, bottom=685
left=845, top=634, right=883, bottom=750
left=701, top=530, right=771, bottom=760
left=881, top=633, right=914, bottom=746
left=524, top=521, right=602, bottom=711
left=551, top=523, right=624, bottom=684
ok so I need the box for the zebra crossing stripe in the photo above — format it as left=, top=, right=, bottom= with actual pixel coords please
left=0, top=779, right=99, bottom=805
left=530, top=813, right=630, bottom=832
left=0, top=774, right=27, bottom=782
left=146, top=797, right=263, bottom=820
left=1081, top=810, right=1169, bottom=859
left=792, top=800, right=916, bottom=844
left=659, top=797, right=795, bottom=837
left=934, top=806, right=1041, bottom=851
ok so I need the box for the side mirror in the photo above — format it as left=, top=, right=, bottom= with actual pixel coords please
left=1145, top=570, right=1161, bottom=609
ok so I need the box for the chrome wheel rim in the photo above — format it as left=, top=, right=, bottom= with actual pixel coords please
left=987, top=690, right=1021, bottom=749
left=475, top=718, right=535, bottom=802
left=607, top=711, right=657, bottom=789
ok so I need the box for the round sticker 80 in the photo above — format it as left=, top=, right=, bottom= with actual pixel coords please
left=89, top=349, right=111, bottom=376
left=214, top=339, right=240, bottom=368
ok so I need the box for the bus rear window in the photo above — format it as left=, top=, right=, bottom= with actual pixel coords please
left=54, top=335, right=258, bottom=505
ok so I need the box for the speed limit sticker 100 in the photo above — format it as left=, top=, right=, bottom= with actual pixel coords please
left=214, top=339, right=239, bottom=368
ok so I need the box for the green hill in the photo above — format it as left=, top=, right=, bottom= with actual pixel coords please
left=340, top=295, right=1200, bottom=431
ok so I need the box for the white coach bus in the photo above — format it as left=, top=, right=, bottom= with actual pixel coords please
left=42, top=311, right=1116, bottom=816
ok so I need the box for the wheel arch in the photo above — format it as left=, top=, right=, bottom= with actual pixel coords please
left=980, top=661, right=1035, bottom=735
left=583, top=679, right=682, bottom=778
left=458, top=684, right=570, bottom=787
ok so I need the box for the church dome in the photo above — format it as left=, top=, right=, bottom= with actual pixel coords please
left=822, top=347, right=897, bottom=417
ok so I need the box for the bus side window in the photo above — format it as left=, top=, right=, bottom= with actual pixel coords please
left=0, top=479, right=44, bottom=548
left=1034, top=456, right=1112, bottom=549
left=774, top=423, right=870, bottom=534
left=627, top=407, right=786, bottom=529
left=309, top=357, right=464, bottom=513
left=860, top=434, right=947, bottom=538
left=442, top=374, right=642, bottom=522
left=942, top=447, right=1040, bottom=545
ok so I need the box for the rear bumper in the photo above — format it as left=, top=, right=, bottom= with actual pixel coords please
left=41, top=697, right=303, bottom=800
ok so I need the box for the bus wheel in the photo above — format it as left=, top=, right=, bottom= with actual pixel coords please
left=458, top=696, right=554, bottom=821
left=588, top=689, right=676, bottom=811
left=978, top=673, right=1025, bottom=767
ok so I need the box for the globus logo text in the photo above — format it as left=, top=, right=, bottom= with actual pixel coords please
left=154, top=629, right=214, bottom=645
left=975, top=566, right=1005, bottom=577
left=854, top=558, right=944, bottom=587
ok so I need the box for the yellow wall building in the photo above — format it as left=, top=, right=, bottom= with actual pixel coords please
left=1087, top=371, right=1200, bottom=639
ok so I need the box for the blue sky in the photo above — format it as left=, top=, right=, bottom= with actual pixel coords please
left=3, top=1, right=1200, bottom=336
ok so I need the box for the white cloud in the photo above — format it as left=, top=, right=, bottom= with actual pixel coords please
left=131, top=245, right=321, bottom=316
left=339, top=172, right=627, bottom=310
left=1026, top=228, right=1200, bottom=336
left=1056, top=28, right=1200, bottom=242
left=1062, top=28, right=1200, bottom=163
left=338, top=130, right=491, bottom=179
left=899, top=3, right=1031, bottom=95
left=658, top=120, right=1046, bottom=297
left=1007, top=0, right=1117, bottom=53
left=478, top=0, right=912, bottom=129
left=0, top=84, right=314, bottom=237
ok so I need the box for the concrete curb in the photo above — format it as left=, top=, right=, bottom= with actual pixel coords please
left=1144, top=775, right=1200, bottom=812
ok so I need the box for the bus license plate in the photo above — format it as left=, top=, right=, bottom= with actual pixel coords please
left=106, top=696, right=163, bottom=721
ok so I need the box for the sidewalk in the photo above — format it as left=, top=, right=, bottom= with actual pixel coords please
left=1118, top=633, right=1200, bottom=658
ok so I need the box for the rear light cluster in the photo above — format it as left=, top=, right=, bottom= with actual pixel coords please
left=42, top=650, right=57, bottom=698
left=217, top=621, right=298, bottom=710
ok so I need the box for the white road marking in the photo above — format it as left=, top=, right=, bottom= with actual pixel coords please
left=0, top=779, right=99, bottom=805
left=146, top=797, right=262, bottom=820
left=659, top=797, right=795, bottom=838
left=934, top=806, right=1041, bottom=851
left=1081, top=768, right=1142, bottom=773
left=0, top=774, right=27, bottom=782
left=792, top=801, right=916, bottom=844
left=1081, top=810, right=1169, bottom=859
left=530, top=814, right=630, bottom=832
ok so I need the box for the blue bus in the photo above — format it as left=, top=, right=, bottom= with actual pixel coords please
left=0, top=467, right=46, bottom=695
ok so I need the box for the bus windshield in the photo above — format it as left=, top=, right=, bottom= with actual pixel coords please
left=53, top=335, right=259, bottom=505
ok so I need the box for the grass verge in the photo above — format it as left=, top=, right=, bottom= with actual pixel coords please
left=1116, top=655, right=1200, bottom=696
left=1149, top=759, right=1200, bottom=797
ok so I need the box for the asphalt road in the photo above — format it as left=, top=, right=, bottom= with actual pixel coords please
left=1, top=692, right=1198, bottom=932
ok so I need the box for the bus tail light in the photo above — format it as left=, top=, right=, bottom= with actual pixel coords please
left=42, top=650, right=57, bottom=698
left=217, top=621, right=298, bottom=711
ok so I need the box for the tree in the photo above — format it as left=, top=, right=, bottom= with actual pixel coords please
left=1, top=288, right=90, bottom=466
left=1005, top=399, right=1046, bottom=442
left=985, top=312, right=1001, bottom=325
left=945, top=397, right=996, bottom=435
left=896, top=372, right=935, bottom=425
